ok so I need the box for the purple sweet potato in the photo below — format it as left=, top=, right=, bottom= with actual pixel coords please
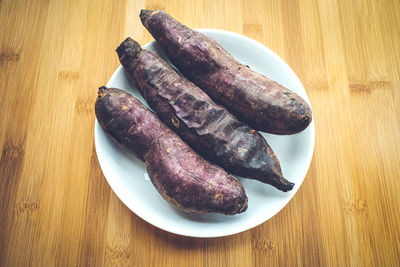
left=95, top=87, right=247, bottom=215
left=140, top=10, right=312, bottom=135
left=116, top=38, right=294, bottom=192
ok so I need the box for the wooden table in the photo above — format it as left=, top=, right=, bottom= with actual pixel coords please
left=1, top=0, right=399, bottom=266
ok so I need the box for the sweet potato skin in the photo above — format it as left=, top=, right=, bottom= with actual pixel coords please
left=145, top=134, right=247, bottom=214
left=95, top=87, right=247, bottom=214
left=95, top=86, right=161, bottom=160
left=117, top=38, right=294, bottom=192
left=140, top=10, right=312, bottom=135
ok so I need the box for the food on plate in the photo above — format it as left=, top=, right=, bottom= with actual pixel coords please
left=95, top=86, right=248, bottom=214
left=116, top=37, right=294, bottom=192
left=140, top=9, right=312, bottom=135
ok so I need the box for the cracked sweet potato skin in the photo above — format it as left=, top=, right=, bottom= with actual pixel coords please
left=140, top=10, right=312, bottom=135
left=95, top=87, right=247, bottom=214
left=117, top=38, right=294, bottom=192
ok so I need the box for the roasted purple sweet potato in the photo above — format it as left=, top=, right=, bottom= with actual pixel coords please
left=140, top=10, right=312, bottom=135
left=116, top=38, right=294, bottom=192
left=95, top=87, right=247, bottom=215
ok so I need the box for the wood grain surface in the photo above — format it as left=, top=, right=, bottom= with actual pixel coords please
left=1, top=0, right=399, bottom=266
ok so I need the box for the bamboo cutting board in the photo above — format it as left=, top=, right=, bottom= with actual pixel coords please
left=0, top=0, right=399, bottom=266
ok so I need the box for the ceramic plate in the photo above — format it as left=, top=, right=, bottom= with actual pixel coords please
left=94, top=29, right=315, bottom=238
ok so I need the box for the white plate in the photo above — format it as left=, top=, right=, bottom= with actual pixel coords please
left=95, top=29, right=315, bottom=238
